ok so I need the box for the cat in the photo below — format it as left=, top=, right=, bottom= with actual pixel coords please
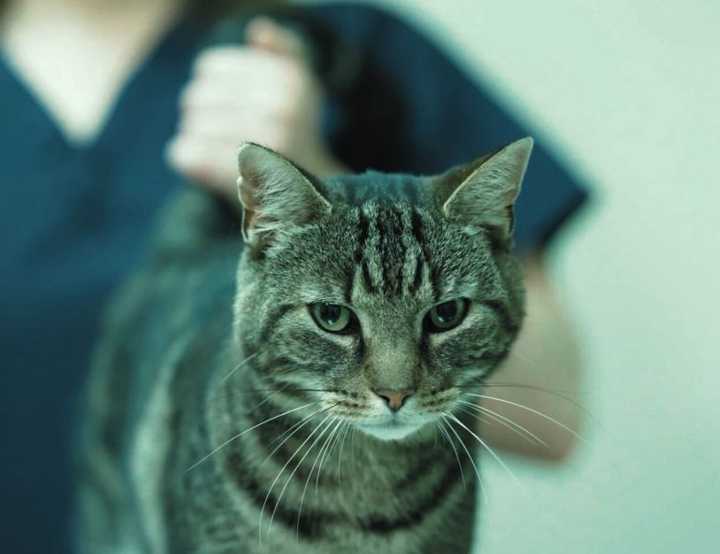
left=75, top=137, right=532, bottom=554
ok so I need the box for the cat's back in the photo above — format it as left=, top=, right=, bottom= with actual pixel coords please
left=75, top=188, right=243, bottom=554
left=89, top=187, right=242, bottom=443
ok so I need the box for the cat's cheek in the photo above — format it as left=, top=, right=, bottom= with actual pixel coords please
left=425, top=331, right=466, bottom=364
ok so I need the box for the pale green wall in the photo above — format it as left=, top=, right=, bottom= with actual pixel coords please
left=308, top=1, right=720, bottom=551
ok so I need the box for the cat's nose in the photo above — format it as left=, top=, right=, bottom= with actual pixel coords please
left=373, top=388, right=415, bottom=412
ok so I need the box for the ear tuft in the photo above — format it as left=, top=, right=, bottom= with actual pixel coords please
left=236, top=143, right=331, bottom=248
left=440, top=137, right=534, bottom=243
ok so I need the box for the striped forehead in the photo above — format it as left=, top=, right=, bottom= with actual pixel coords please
left=352, top=200, right=435, bottom=300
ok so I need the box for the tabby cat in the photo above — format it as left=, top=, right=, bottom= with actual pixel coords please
left=76, top=137, right=533, bottom=553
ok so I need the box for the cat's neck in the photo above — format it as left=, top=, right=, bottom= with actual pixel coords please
left=171, top=356, right=477, bottom=543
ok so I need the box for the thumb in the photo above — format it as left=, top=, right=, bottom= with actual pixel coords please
left=245, top=16, right=307, bottom=60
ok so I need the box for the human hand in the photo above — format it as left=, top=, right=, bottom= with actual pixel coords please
left=166, top=17, right=345, bottom=199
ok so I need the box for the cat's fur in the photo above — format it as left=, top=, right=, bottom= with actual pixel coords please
left=75, top=138, right=532, bottom=554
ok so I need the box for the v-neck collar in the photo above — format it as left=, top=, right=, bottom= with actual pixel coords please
left=0, top=12, right=198, bottom=155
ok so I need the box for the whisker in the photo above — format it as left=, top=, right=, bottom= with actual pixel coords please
left=441, top=413, right=486, bottom=504
left=301, top=416, right=339, bottom=514
left=456, top=399, right=549, bottom=448
left=479, top=382, right=592, bottom=415
left=437, top=419, right=465, bottom=487
left=222, top=352, right=259, bottom=382
left=455, top=405, right=493, bottom=428
left=466, top=393, right=587, bottom=444
left=446, top=413, right=523, bottom=489
left=186, top=401, right=316, bottom=473
left=295, top=416, right=339, bottom=537
left=266, top=403, right=326, bottom=449
left=349, top=425, right=358, bottom=482
left=314, top=418, right=344, bottom=498
left=244, top=381, right=292, bottom=415
left=260, top=404, right=333, bottom=468
left=266, top=414, right=335, bottom=539
left=335, top=421, right=351, bottom=483
left=233, top=388, right=339, bottom=394
left=257, top=405, right=338, bottom=540
left=256, top=406, right=339, bottom=539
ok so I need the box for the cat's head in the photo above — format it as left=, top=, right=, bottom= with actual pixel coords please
left=233, top=139, right=531, bottom=441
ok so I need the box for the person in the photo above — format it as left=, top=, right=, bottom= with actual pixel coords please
left=0, top=1, right=587, bottom=553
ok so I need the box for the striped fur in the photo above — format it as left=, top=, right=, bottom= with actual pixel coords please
left=76, top=139, right=531, bottom=553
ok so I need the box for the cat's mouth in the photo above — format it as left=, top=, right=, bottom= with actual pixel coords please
left=355, top=415, right=424, bottom=441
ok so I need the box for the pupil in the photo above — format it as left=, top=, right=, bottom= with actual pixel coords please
left=322, top=304, right=341, bottom=324
left=437, top=302, right=457, bottom=322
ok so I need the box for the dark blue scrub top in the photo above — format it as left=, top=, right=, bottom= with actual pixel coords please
left=0, top=4, right=587, bottom=553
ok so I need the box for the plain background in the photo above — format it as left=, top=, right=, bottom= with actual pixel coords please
left=310, top=1, right=720, bottom=552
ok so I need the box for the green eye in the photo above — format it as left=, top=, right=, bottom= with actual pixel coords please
left=426, top=299, right=468, bottom=332
left=310, top=303, right=353, bottom=333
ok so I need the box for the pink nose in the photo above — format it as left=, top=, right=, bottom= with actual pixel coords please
left=373, top=389, right=415, bottom=412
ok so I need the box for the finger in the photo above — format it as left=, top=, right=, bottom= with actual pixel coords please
left=245, top=16, right=307, bottom=60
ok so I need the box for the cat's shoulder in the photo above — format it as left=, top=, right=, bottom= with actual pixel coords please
left=147, top=187, right=242, bottom=260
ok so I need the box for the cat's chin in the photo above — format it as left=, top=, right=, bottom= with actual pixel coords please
left=356, top=420, right=422, bottom=441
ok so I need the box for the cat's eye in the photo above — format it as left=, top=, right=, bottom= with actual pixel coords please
left=425, top=299, right=469, bottom=333
left=310, top=303, right=354, bottom=333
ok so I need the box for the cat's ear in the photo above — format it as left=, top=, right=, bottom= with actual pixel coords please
left=236, top=143, right=331, bottom=248
left=438, top=137, right=533, bottom=244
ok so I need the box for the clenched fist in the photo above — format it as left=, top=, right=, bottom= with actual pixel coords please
left=166, top=17, right=346, bottom=198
